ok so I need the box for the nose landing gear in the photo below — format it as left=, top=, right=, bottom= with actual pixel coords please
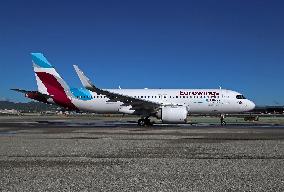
left=220, top=114, right=226, bottom=126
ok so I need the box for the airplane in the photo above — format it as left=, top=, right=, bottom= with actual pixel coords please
left=12, top=53, right=255, bottom=126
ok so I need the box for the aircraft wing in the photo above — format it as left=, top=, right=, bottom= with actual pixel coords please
left=73, top=65, right=161, bottom=113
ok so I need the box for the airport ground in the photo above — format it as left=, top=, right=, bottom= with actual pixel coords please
left=0, top=114, right=284, bottom=191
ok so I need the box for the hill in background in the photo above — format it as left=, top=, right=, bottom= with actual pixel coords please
left=0, top=101, right=59, bottom=112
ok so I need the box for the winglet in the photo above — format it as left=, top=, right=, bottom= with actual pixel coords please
left=73, top=65, right=95, bottom=90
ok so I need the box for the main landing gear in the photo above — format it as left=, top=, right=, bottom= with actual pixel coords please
left=138, top=117, right=153, bottom=126
left=220, top=114, right=226, bottom=126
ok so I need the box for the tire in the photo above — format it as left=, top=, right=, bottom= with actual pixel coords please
left=221, top=121, right=226, bottom=126
left=144, top=119, right=152, bottom=126
left=138, top=119, right=145, bottom=126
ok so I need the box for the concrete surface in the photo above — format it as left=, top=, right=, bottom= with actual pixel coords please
left=0, top=115, right=283, bottom=191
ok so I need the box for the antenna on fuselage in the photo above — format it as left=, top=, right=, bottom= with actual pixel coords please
left=119, top=85, right=121, bottom=89
left=219, top=86, right=222, bottom=90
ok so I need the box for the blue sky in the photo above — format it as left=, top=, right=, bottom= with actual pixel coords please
left=0, top=0, right=283, bottom=105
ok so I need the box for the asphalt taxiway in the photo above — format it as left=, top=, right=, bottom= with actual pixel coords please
left=0, top=115, right=284, bottom=191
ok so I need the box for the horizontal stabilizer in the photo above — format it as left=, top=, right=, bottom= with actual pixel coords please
left=11, top=88, right=32, bottom=94
left=11, top=89, right=52, bottom=98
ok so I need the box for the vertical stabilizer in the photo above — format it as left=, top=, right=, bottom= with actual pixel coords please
left=31, top=53, right=77, bottom=110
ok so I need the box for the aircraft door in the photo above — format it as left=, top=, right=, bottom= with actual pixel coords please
left=208, top=98, right=219, bottom=112
left=159, top=94, right=168, bottom=104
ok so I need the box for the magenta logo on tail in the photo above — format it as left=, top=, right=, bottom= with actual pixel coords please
left=36, top=72, right=77, bottom=110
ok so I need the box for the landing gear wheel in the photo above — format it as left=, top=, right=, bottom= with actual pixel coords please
left=138, top=119, right=145, bottom=126
left=144, top=118, right=153, bottom=126
left=220, top=114, right=226, bottom=126
left=138, top=118, right=153, bottom=126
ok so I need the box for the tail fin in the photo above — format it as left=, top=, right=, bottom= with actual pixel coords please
left=31, top=53, right=77, bottom=110
left=32, top=53, right=70, bottom=94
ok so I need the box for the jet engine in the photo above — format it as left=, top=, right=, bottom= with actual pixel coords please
left=118, top=106, right=135, bottom=114
left=156, top=106, right=188, bottom=123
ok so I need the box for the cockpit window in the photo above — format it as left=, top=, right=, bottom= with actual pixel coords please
left=236, top=95, right=246, bottom=99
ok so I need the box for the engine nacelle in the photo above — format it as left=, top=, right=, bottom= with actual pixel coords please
left=118, top=106, right=135, bottom=114
left=156, top=106, right=188, bottom=123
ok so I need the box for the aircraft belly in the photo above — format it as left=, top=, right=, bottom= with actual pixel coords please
left=72, top=99, right=120, bottom=113
left=188, top=103, right=211, bottom=113
left=188, top=102, right=235, bottom=114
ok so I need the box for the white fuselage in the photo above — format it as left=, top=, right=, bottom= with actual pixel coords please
left=70, top=88, right=255, bottom=114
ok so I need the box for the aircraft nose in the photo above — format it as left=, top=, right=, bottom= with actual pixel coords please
left=247, top=100, right=256, bottom=111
